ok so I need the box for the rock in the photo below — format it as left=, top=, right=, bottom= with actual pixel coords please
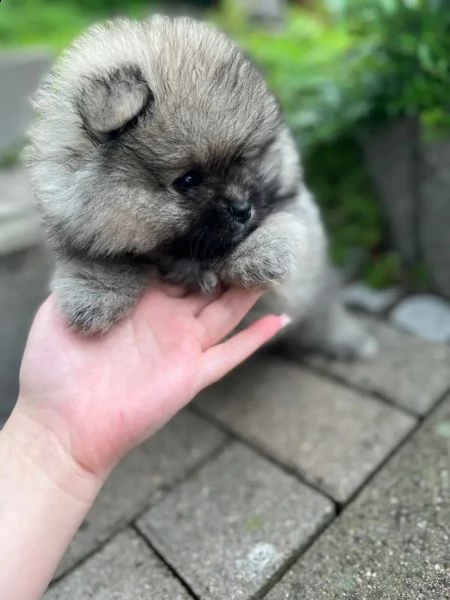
left=342, top=282, right=401, bottom=313
left=390, top=294, right=450, bottom=343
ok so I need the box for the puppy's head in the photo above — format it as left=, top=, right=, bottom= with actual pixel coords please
left=28, top=16, right=299, bottom=264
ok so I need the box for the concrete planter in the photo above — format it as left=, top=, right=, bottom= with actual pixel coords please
left=0, top=50, right=52, bottom=155
left=362, top=119, right=450, bottom=299
left=0, top=50, right=53, bottom=419
left=0, top=168, right=53, bottom=419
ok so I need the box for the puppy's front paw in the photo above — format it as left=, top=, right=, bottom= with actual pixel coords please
left=221, top=244, right=296, bottom=289
left=163, top=261, right=218, bottom=294
left=53, top=275, right=140, bottom=334
left=198, top=270, right=219, bottom=294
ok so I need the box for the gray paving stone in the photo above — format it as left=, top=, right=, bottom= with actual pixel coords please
left=343, top=282, right=401, bottom=314
left=266, top=398, right=450, bottom=600
left=307, top=317, right=450, bottom=415
left=195, top=356, right=415, bottom=501
left=137, top=442, right=334, bottom=600
left=391, top=294, right=450, bottom=343
left=57, top=411, right=225, bottom=576
left=46, top=529, right=190, bottom=599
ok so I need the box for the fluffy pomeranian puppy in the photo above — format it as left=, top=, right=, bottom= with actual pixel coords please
left=27, top=15, right=376, bottom=359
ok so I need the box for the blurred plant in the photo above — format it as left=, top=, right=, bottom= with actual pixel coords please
left=0, top=0, right=220, bottom=52
left=0, top=143, right=23, bottom=169
left=214, top=0, right=450, bottom=138
left=0, top=0, right=157, bottom=52
left=0, top=0, right=90, bottom=51
left=338, top=0, right=450, bottom=135
left=304, top=135, right=383, bottom=277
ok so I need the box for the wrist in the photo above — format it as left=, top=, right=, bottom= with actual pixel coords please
left=0, top=403, right=103, bottom=600
left=2, top=402, right=103, bottom=503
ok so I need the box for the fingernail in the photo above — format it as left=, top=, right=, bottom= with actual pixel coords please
left=279, top=314, right=292, bottom=328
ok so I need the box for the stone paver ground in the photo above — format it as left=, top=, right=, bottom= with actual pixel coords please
left=1, top=65, right=446, bottom=599
left=44, top=308, right=450, bottom=600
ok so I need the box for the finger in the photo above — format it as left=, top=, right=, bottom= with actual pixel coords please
left=201, top=314, right=290, bottom=387
left=198, top=287, right=263, bottom=349
left=152, top=282, right=189, bottom=298
left=152, top=282, right=225, bottom=314
left=188, top=285, right=225, bottom=316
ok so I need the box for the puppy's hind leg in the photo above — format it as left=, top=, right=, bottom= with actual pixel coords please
left=281, top=267, right=378, bottom=361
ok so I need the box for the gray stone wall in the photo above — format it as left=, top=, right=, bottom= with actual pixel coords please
left=363, top=119, right=450, bottom=299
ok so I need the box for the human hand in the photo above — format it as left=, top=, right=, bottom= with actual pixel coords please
left=13, top=285, right=287, bottom=487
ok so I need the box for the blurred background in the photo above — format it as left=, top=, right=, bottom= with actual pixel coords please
left=1, top=0, right=449, bottom=418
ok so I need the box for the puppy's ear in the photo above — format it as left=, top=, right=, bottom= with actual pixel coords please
left=77, top=65, right=153, bottom=136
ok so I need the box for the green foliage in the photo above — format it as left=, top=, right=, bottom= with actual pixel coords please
left=0, top=0, right=152, bottom=52
left=0, top=0, right=216, bottom=52
left=0, top=0, right=89, bottom=51
left=0, top=143, right=22, bottom=169
left=408, top=261, right=432, bottom=291
left=341, top=0, right=450, bottom=134
left=363, top=252, right=402, bottom=289
left=214, top=0, right=450, bottom=140
left=305, top=136, right=382, bottom=267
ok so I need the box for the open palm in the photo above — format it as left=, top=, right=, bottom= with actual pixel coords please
left=17, top=284, right=285, bottom=478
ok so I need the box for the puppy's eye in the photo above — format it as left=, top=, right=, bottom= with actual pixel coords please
left=173, top=170, right=204, bottom=193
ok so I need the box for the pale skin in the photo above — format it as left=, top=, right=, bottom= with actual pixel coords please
left=0, top=284, right=288, bottom=600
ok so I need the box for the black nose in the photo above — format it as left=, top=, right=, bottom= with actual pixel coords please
left=229, top=200, right=252, bottom=223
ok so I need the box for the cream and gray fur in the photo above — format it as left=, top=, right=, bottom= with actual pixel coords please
left=27, top=15, right=377, bottom=359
